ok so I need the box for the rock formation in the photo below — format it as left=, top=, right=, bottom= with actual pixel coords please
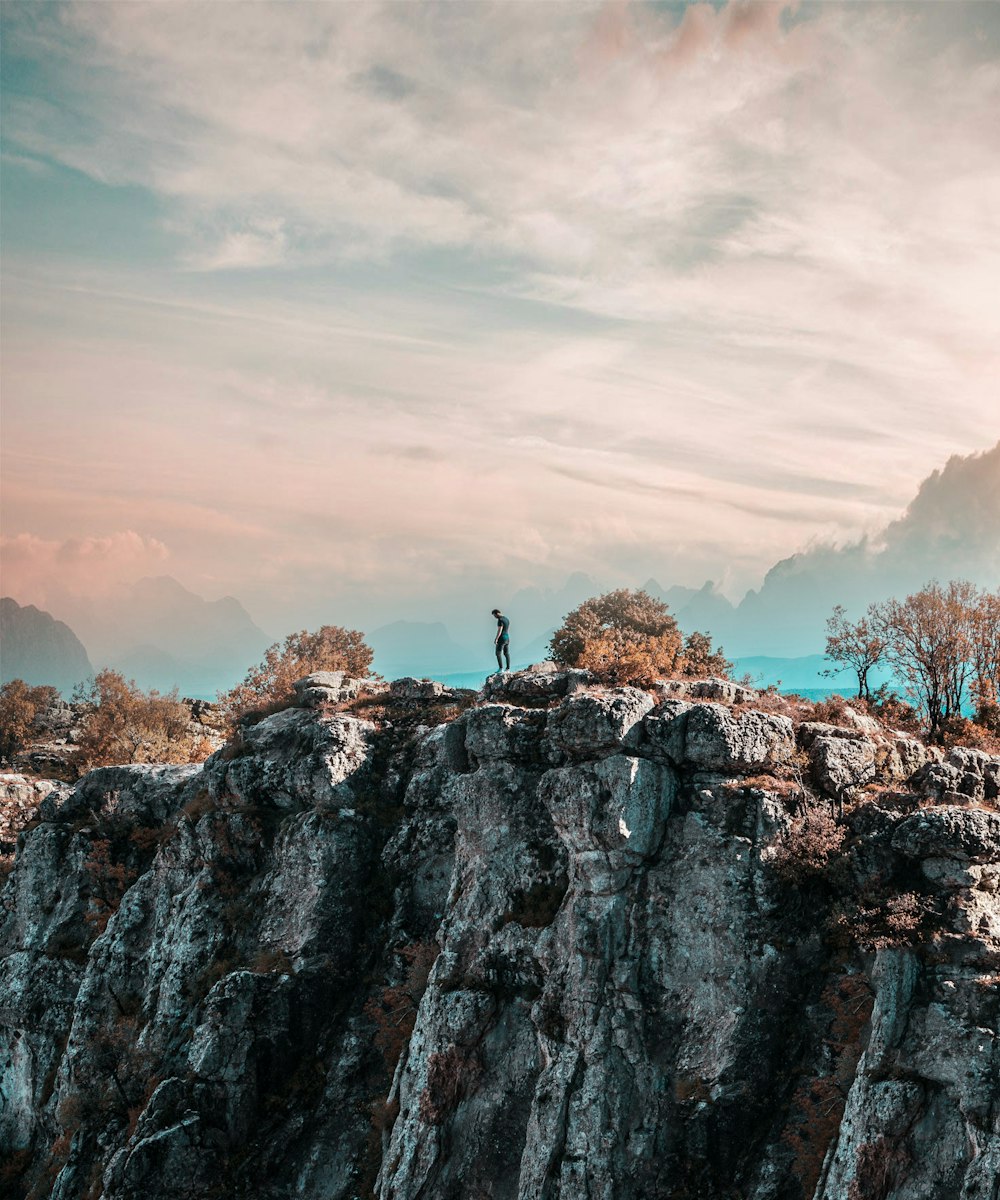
left=1, top=669, right=998, bottom=1199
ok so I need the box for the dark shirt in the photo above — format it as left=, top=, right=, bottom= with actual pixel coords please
left=496, top=614, right=510, bottom=640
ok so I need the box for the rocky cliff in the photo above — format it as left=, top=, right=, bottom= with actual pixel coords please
left=2, top=669, right=998, bottom=1200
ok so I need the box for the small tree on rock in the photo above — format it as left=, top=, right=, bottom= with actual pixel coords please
left=219, top=624, right=374, bottom=726
left=877, top=580, right=977, bottom=743
left=681, top=630, right=733, bottom=679
left=969, top=588, right=1000, bottom=730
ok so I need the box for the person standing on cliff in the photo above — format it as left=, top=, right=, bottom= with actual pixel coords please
left=492, top=608, right=511, bottom=672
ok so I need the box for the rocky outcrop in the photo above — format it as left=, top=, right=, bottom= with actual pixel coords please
left=1, top=672, right=998, bottom=1200
left=0, top=775, right=65, bottom=855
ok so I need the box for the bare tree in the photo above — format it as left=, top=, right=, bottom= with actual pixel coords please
left=969, top=588, right=1000, bottom=726
left=823, top=604, right=888, bottom=702
left=879, top=581, right=977, bottom=742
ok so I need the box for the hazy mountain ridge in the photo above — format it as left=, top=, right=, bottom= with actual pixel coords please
left=4, top=444, right=997, bottom=692
left=0, top=597, right=93, bottom=694
left=2, top=576, right=273, bottom=698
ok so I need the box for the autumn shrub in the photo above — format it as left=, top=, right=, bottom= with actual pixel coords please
left=250, top=947, right=294, bottom=975
left=129, top=823, right=176, bottom=854
left=418, top=1043, right=481, bottom=1125
left=782, top=1074, right=847, bottom=1197
left=549, top=589, right=727, bottom=687
left=782, top=973, right=874, bottom=1197
left=679, top=630, right=732, bottom=678
left=72, top=669, right=208, bottom=772
left=745, top=684, right=810, bottom=721
left=939, top=715, right=1000, bottom=754
left=848, top=1135, right=911, bottom=1200
left=974, top=700, right=1000, bottom=735
left=218, top=624, right=375, bottom=729
left=809, top=694, right=856, bottom=727
left=770, top=810, right=847, bottom=888
left=830, top=890, right=933, bottom=952
left=364, top=941, right=439, bottom=1072
left=0, top=679, right=58, bottom=761
left=83, top=837, right=138, bottom=935
left=868, top=685, right=920, bottom=734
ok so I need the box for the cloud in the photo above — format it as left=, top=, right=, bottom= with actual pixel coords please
left=1, top=2, right=997, bottom=634
left=1, top=531, right=170, bottom=607
left=187, top=217, right=289, bottom=271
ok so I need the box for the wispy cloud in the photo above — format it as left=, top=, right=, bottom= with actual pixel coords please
left=1, top=530, right=169, bottom=607
left=1, top=1, right=997, bottom=633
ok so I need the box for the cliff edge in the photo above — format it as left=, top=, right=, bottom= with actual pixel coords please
left=2, top=668, right=998, bottom=1200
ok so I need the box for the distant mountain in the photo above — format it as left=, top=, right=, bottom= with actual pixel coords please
left=639, top=443, right=1000, bottom=658
left=508, top=572, right=597, bottom=644
left=643, top=578, right=737, bottom=641
left=0, top=597, right=94, bottom=694
left=57, top=575, right=272, bottom=697
left=368, top=620, right=473, bottom=679
left=725, top=441, right=1000, bottom=656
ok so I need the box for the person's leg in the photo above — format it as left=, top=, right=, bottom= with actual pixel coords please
left=495, top=642, right=503, bottom=671
left=503, top=640, right=510, bottom=670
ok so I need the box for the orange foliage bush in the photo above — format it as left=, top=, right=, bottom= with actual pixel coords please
left=0, top=679, right=57, bottom=761
left=418, top=1043, right=481, bottom=1125
left=770, top=809, right=847, bottom=888
left=364, top=941, right=439, bottom=1073
left=549, top=589, right=728, bottom=687
left=782, top=974, right=874, bottom=1197
left=73, top=669, right=208, bottom=772
left=218, top=624, right=374, bottom=727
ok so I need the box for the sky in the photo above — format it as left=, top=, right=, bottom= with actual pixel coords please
left=2, top=0, right=998, bottom=642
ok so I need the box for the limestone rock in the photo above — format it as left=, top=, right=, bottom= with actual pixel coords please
left=293, top=671, right=373, bottom=706
left=480, top=664, right=593, bottom=703
left=546, top=686, right=653, bottom=760
left=389, top=677, right=446, bottom=701
left=892, top=805, right=1000, bottom=863
left=810, top=733, right=877, bottom=797
left=655, top=676, right=757, bottom=705
left=683, top=703, right=795, bottom=772
left=2, top=682, right=998, bottom=1200
left=0, top=773, right=63, bottom=852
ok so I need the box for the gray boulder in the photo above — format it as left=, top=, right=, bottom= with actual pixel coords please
left=546, top=688, right=654, bottom=759
left=810, top=734, right=877, bottom=797
left=682, top=704, right=794, bottom=773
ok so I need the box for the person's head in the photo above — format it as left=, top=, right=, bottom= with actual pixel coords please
left=491, top=608, right=501, bottom=617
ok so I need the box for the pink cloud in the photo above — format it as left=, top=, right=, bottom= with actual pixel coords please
left=1, top=531, right=170, bottom=607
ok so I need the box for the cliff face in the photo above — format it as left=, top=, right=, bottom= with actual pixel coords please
left=2, top=670, right=999, bottom=1200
